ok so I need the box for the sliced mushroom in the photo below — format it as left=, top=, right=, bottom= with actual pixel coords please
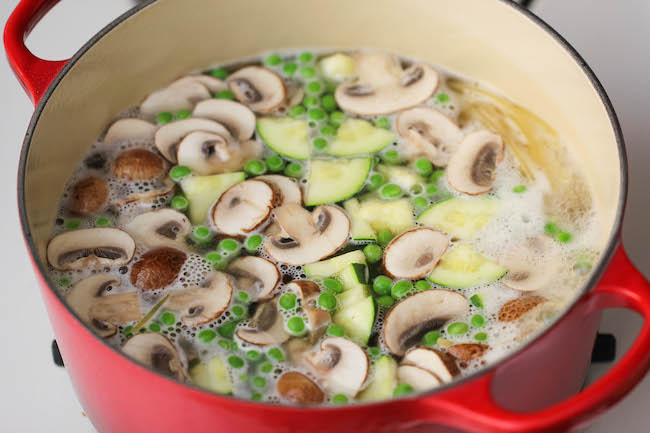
left=227, top=256, right=280, bottom=301
left=130, top=247, right=186, bottom=291
left=498, top=296, right=547, bottom=322
left=154, top=118, right=233, bottom=163
left=383, top=290, right=468, bottom=356
left=68, top=176, right=108, bottom=215
left=212, top=180, right=277, bottom=235
left=396, top=107, right=463, bottom=167
left=66, top=274, right=140, bottom=338
left=192, top=99, right=256, bottom=140
left=448, top=344, right=489, bottom=362
left=383, top=228, right=449, bottom=279
left=125, top=209, right=191, bottom=250
left=256, top=175, right=303, bottom=205
left=277, top=371, right=324, bottom=405
left=304, top=337, right=369, bottom=396
left=397, top=364, right=442, bottom=392
left=112, top=149, right=165, bottom=181
left=176, top=131, right=262, bottom=175
left=289, top=280, right=331, bottom=331
left=501, top=237, right=561, bottom=292
left=140, top=80, right=211, bottom=117
left=264, top=204, right=350, bottom=266
left=402, top=347, right=460, bottom=383
left=236, top=298, right=289, bottom=346
left=227, top=66, right=287, bottom=113
left=335, top=53, right=439, bottom=115
left=122, top=333, right=187, bottom=381
left=114, top=185, right=175, bottom=207
left=447, top=130, right=504, bottom=195
left=104, top=118, right=157, bottom=144
left=47, top=228, right=136, bottom=271
left=170, top=75, right=227, bottom=94
left=166, top=271, right=234, bottom=326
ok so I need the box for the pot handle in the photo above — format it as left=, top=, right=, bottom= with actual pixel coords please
left=3, top=0, right=69, bottom=105
left=416, top=243, right=650, bottom=433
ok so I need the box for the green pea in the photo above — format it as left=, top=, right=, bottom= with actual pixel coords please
left=308, top=108, right=327, bottom=121
left=557, top=232, right=572, bottom=243
left=475, top=332, right=488, bottom=341
left=123, top=326, right=133, bottom=334
left=205, top=252, right=222, bottom=265
left=436, top=93, right=450, bottom=103
left=228, top=355, right=245, bottom=369
left=414, top=280, right=431, bottom=291
left=198, top=329, right=217, bottom=343
left=265, top=155, right=285, bottom=172
left=299, top=52, right=313, bottom=63
left=214, top=90, right=235, bottom=100
left=232, top=305, right=246, bottom=319
left=252, top=376, right=267, bottom=388
left=283, top=62, right=298, bottom=76
left=320, top=125, right=336, bottom=136
left=321, top=94, right=337, bottom=111
left=170, top=195, right=189, bottom=211
left=95, top=217, right=111, bottom=227
left=544, top=222, right=560, bottom=237
left=328, top=324, right=345, bottom=337
left=148, top=323, right=161, bottom=332
left=391, top=280, right=412, bottom=300
left=415, top=158, right=434, bottom=176
left=237, top=291, right=250, bottom=303
left=413, top=197, right=429, bottom=209
left=376, top=295, right=396, bottom=308
left=65, top=219, right=81, bottom=230
left=373, top=276, right=392, bottom=296
left=329, top=111, right=345, bottom=125
left=279, top=293, right=297, bottom=310
left=289, top=105, right=306, bottom=117
left=218, top=321, right=237, bottom=338
left=323, top=277, right=343, bottom=293
left=429, top=169, right=445, bottom=183
left=251, top=392, right=263, bottom=401
left=287, top=316, right=306, bottom=335
left=393, top=384, right=414, bottom=397
left=409, top=184, right=423, bottom=195
left=156, top=112, right=173, bottom=125
left=377, top=229, right=394, bottom=246
left=381, top=184, right=402, bottom=199
left=264, top=54, right=282, bottom=66
left=194, top=226, right=211, bottom=240
left=231, top=341, right=238, bottom=351
left=218, top=238, right=239, bottom=251
left=363, top=244, right=383, bottom=264
left=171, top=165, right=192, bottom=181
left=284, top=162, right=303, bottom=178
left=260, top=361, right=273, bottom=373
left=513, top=185, right=527, bottom=193
left=369, top=173, right=385, bottom=191
left=470, top=294, right=484, bottom=308
left=382, top=150, right=400, bottom=165
left=161, top=312, right=175, bottom=326
left=245, top=159, right=266, bottom=176
left=218, top=339, right=231, bottom=350
left=471, top=314, right=485, bottom=328
left=422, top=331, right=442, bottom=346
left=246, top=350, right=262, bottom=361
left=176, top=109, right=191, bottom=120
left=425, top=184, right=438, bottom=197
left=318, top=292, right=337, bottom=310
left=268, top=347, right=285, bottom=362
left=368, top=347, right=381, bottom=357
left=313, top=137, right=328, bottom=150
left=447, top=322, right=469, bottom=335
left=307, top=81, right=323, bottom=94
left=332, top=394, right=348, bottom=404
left=300, top=66, right=316, bottom=79
left=246, top=235, right=263, bottom=251
left=303, top=95, right=320, bottom=107
left=210, top=68, right=228, bottom=80
left=374, top=117, right=390, bottom=129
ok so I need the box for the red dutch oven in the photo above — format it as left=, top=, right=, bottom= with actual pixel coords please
left=5, top=0, right=650, bottom=432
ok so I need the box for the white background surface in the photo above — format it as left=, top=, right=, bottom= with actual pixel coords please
left=0, top=1, right=648, bottom=432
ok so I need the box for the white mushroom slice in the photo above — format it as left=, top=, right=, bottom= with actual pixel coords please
left=140, top=81, right=211, bottom=117
left=397, top=364, right=442, bottom=392
left=192, top=99, right=256, bottom=140
left=154, top=118, right=232, bottom=163
left=227, top=66, right=287, bottom=113
left=114, top=185, right=175, bottom=207
left=122, top=333, right=187, bottom=381
left=125, top=209, right=191, bottom=250
left=447, top=130, right=504, bottom=195
left=227, top=256, right=280, bottom=301
left=396, top=107, right=463, bottom=167
left=236, top=299, right=289, bottom=346
left=47, top=228, right=136, bottom=271
left=335, top=53, right=439, bottom=115
left=104, top=118, right=157, bottom=144
left=383, top=228, right=449, bottom=279
left=212, top=180, right=277, bottom=235
left=501, top=237, right=561, bottom=292
left=256, top=175, right=303, bottom=205
left=66, top=274, right=140, bottom=338
left=170, top=75, right=227, bottom=94
left=383, top=290, right=468, bottom=356
left=264, top=204, right=350, bottom=266
left=402, top=347, right=460, bottom=383
left=176, top=131, right=261, bottom=175
left=289, top=280, right=331, bottom=331
left=304, top=337, right=369, bottom=396
left=167, top=271, right=233, bottom=326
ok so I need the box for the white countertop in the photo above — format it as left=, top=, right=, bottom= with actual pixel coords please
left=0, top=1, right=648, bottom=432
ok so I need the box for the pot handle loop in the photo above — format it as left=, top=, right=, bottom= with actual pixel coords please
left=416, top=243, right=650, bottom=433
left=3, top=0, right=69, bottom=105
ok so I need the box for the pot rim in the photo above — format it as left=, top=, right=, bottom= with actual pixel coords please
left=16, top=0, right=628, bottom=409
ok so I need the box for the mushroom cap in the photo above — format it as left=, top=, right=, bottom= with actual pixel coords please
left=68, top=176, right=108, bottom=216
left=402, top=347, right=460, bottom=383
left=125, top=209, right=191, bottom=250
left=130, top=247, right=186, bottom=291
left=166, top=271, right=234, bottom=326
left=104, top=118, right=157, bottom=144
left=192, top=99, right=256, bottom=141
left=212, top=180, right=277, bottom=235
left=256, top=175, right=303, bottom=205
left=236, top=298, right=289, bottom=346
left=171, top=75, right=227, bottom=94
left=397, top=364, right=442, bottom=392
left=226, top=66, right=287, bottom=113
left=154, top=118, right=233, bottom=163
left=122, top=333, right=187, bottom=381
left=498, top=295, right=547, bottom=322
left=335, top=53, right=439, bottom=116
left=448, top=343, right=489, bottom=361
left=264, top=204, right=351, bottom=266
left=176, top=131, right=261, bottom=176
left=227, top=256, right=280, bottom=301
left=447, top=130, right=504, bottom=195
left=277, top=371, right=325, bottom=405
left=396, top=107, right=463, bottom=167
left=383, top=289, right=468, bottom=356
left=304, top=336, right=369, bottom=396
left=140, top=80, right=211, bottom=116
left=112, top=149, right=165, bottom=181
left=382, top=228, right=449, bottom=279
left=47, top=228, right=136, bottom=271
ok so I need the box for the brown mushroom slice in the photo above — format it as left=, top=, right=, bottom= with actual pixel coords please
left=125, top=209, right=191, bottom=250
left=176, top=131, right=261, bottom=176
left=227, top=256, right=280, bottom=301
left=383, top=290, right=468, bottom=356
left=212, top=180, right=276, bottom=235
left=170, top=75, right=227, bottom=94
left=264, top=204, right=350, bottom=266
left=277, top=371, right=324, bottom=405
left=167, top=271, right=234, bottom=326
left=256, top=175, right=303, bottom=205
left=226, top=66, right=287, bottom=113
left=192, top=99, right=256, bottom=140
left=335, top=53, right=439, bottom=116
left=383, top=228, right=449, bottom=279
left=397, top=364, right=442, bottom=392
left=47, top=228, right=136, bottom=271
left=304, top=337, right=369, bottom=396
left=447, top=130, right=504, bottom=195
left=130, top=247, right=186, bottom=291
left=289, top=281, right=331, bottom=332
left=402, top=347, right=460, bottom=383
left=104, top=118, right=157, bottom=144
left=396, top=107, right=463, bottom=167
left=140, top=80, right=211, bottom=117
left=66, top=274, right=140, bottom=338
left=448, top=344, right=489, bottom=361
left=498, top=296, right=547, bottom=322
left=112, top=149, right=166, bottom=181
left=236, top=299, right=289, bottom=346
left=68, top=176, right=108, bottom=215
left=154, top=118, right=233, bottom=163
left=122, top=333, right=187, bottom=381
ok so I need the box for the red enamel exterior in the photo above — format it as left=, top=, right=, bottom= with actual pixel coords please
left=6, top=1, right=650, bottom=432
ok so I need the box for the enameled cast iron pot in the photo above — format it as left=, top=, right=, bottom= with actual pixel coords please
left=5, top=0, right=650, bottom=432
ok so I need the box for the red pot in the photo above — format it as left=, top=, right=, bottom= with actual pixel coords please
left=5, top=0, right=650, bottom=432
